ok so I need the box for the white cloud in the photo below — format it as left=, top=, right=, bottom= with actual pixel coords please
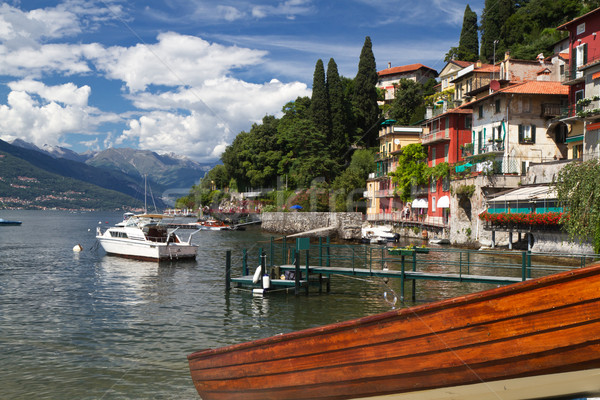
left=94, top=32, right=268, bottom=92
left=120, top=77, right=310, bottom=161
left=0, top=80, right=118, bottom=147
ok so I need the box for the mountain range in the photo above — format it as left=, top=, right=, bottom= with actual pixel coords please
left=1, top=139, right=213, bottom=209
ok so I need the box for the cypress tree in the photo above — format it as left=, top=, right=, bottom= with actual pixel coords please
left=326, top=58, right=349, bottom=166
left=310, top=59, right=330, bottom=141
left=457, top=5, right=479, bottom=62
left=480, top=0, right=515, bottom=63
left=353, top=36, right=380, bottom=147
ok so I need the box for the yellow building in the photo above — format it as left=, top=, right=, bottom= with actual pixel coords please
left=366, top=120, right=422, bottom=221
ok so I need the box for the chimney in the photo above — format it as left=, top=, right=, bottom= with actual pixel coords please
left=504, top=51, right=511, bottom=61
left=476, top=60, right=482, bottom=68
left=388, top=62, right=391, bottom=69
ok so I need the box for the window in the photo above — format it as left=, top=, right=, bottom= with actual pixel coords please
left=478, top=130, right=483, bottom=153
left=575, top=44, right=587, bottom=78
left=478, top=105, right=484, bottom=119
left=518, top=124, right=536, bottom=144
left=495, top=99, right=501, bottom=114
left=577, top=22, right=586, bottom=35
left=432, top=196, right=436, bottom=212
left=431, top=147, right=436, bottom=167
left=560, top=64, right=565, bottom=78
left=444, top=144, right=449, bottom=162
left=430, top=179, right=437, bottom=193
left=575, top=89, right=585, bottom=112
left=467, top=79, right=472, bottom=93
left=442, top=176, right=450, bottom=192
left=465, top=115, right=472, bottom=130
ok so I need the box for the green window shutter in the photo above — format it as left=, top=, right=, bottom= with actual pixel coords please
left=531, top=125, right=536, bottom=143
left=518, top=124, right=523, bottom=143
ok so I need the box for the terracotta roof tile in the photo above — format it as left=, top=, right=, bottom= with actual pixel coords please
left=378, top=63, right=438, bottom=77
left=500, top=81, right=569, bottom=95
left=452, top=60, right=474, bottom=68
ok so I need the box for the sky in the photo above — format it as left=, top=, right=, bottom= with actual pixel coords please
left=0, top=0, right=485, bottom=164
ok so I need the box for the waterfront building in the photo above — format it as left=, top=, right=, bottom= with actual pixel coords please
left=557, top=6, right=600, bottom=161
left=377, top=63, right=438, bottom=104
left=365, top=121, right=422, bottom=222
left=438, top=60, right=474, bottom=95
left=451, top=61, right=499, bottom=106
left=421, top=108, right=473, bottom=227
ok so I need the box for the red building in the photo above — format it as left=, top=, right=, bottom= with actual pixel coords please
left=421, top=107, right=473, bottom=226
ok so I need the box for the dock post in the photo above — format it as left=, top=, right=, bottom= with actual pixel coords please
left=260, top=250, right=267, bottom=289
left=225, top=250, right=231, bottom=291
left=243, top=249, right=248, bottom=276
left=305, top=249, right=310, bottom=295
left=508, top=232, right=513, bottom=250
left=521, top=251, right=527, bottom=281
left=282, top=236, right=287, bottom=264
left=319, top=237, right=323, bottom=266
left=294, top=250, right=300, bottom=296
left=411, top=251, right=417, bottom=302
left=326, top=237, right=330, bottom=267
left=400, top=255, right=405, bottom=301
left=270, top=237, right=274, bottom=268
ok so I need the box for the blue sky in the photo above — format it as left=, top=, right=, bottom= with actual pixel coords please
left=0, top=0, right=485, bottom=163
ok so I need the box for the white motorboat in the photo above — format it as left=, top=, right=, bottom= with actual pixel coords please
left=361, top=225, right=399, bottom=244
left=96, top=214, right=201, bottom=261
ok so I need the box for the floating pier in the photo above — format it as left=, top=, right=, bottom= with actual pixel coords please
left=225, top=237, right=599, bottom=299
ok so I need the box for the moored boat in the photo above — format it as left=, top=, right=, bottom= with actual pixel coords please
left=199, top=219, right=231, bottom=231
left=188, top=263, right=600, bottom=400
left=0, top=218, right=22, bottom=225
left=96, top=214, right=200, bottom=261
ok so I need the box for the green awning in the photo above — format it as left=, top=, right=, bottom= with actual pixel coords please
left=566, top=134, right=583, bottom=143
left=455, top=163, right=473, bottom=173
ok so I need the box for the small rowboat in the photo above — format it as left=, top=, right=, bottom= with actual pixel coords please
left=188, top=263, right=600, bottom=400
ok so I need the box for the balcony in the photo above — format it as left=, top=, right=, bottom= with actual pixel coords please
left=577, top=98, right=600, bottom=120
left=375, top=189, right=395, bottom=198
left=421, top=129, right=450, bottom=144
left=541, top=103, right=563, bottom=118
left=480, top=140, right=505, bottom=154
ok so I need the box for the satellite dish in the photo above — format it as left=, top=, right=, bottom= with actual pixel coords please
left=490, top=80, right=500, bottom=91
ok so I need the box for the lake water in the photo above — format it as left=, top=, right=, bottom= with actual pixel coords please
left=0, top=210, right=577, bottom=399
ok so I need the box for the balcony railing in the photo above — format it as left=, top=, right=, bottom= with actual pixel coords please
left=421, top=129, right=450, bottom=144
left=541, top=103, right=562, bottom=118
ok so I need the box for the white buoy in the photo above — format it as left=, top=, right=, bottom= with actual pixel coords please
left=252, top=266, right=262, bottom=283
left=262, top=274, right=271, bottom=289
left=73, top=244, right=83, bottom=252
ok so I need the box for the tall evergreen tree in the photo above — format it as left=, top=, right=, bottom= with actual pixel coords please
left=353, top=36, right=380, bottom=147
left=457, top=5, right=479, bottom=62
left=326, top=58, right=349, bottom=167
left=310, top=59, right=330, bottom=140
left=480, top=0, right=515, bottom=63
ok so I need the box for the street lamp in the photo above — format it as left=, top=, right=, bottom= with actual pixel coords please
left=493, top=40, right=499, bottom=80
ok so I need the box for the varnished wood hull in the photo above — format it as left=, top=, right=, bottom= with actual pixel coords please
left=188, top=264, right=600, bottom=400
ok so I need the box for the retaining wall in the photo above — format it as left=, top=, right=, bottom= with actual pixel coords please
left=261, top=212, right=362, bottom=240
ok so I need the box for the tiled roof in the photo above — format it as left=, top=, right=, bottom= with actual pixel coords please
left=378, top=63, right=438, bottom=77
left=556, top=6, right=600, bottom=30
left=500, top=81, right=569, bottom=95
left=474, top=64, right=500, bottom=73
left=452, top=60, right=474, bottom=68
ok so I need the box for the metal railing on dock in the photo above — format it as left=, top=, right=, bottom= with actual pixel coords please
left=225, top=237, right=600, bottom=299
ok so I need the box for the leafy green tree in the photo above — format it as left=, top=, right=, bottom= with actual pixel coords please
left=458, top=5, right=479, bottom=62
left=388, top=79, right=424, bottom=125
left=480, top=0, right=515, bottom=63
left=389, top=143, right=428, bottom=202
left=332, top=149, right=375, bottom=211
left=353, top=36, right=380, bottom=147
left=554, top=159, right=600, bottom=253
left=327, top=58, right=350, bottom=168
left=310, top=59, right=330, bottom=140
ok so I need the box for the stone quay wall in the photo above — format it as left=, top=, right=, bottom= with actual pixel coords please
left=261, top=212, right=362, bottom=240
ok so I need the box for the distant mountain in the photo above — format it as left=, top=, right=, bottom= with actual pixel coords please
left=0, top=139, right=166, bottom=208
left=85, top=148, right=211, bottom=189
left=9, top=139, right=212, bottom=191
left=0, top=151, right=144, bottom=210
